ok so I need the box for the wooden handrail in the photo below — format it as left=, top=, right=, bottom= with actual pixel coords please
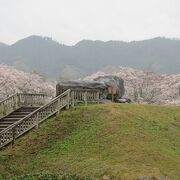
left=3, top=89, right=71, bottom=133
left=0, top=89, right=100, bottom=148
left=0, top=93, right=46, bottom=105
left=0, top=93, right=19, bottom=119
left=0, top=93, right=18, bottom=104
left=0, top=89, right=71, bottom=148
left=18, top=93, right=45, bottom=96
left=0, top=93, right=46, bottom=119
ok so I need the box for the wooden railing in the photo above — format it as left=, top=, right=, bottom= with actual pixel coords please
left=0, top=93, right=46, bottom=119
left=72, top=89, right=100, bottom=104
left=0, top=89, right=100, bottom=148
left=0, top=90, right=70, bottom=148
left=0, top=94, right=19, bottom=119
left=18, top=93, right=46, bottom=107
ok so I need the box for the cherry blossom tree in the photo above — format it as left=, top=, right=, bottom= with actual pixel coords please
left=84, top=67, right=180, bottom=105
left=0, top=65, right=56, bottom=101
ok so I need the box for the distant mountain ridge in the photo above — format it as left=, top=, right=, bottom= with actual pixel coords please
left=0, top=42, right=8, bottom=48
left=0, top=35, right=180, bottom=79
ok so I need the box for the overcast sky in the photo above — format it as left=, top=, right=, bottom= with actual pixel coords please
left=0, top=0, right=179, bottom=45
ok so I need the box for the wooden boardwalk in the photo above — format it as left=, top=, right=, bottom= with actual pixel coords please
left=0, top=89, right=100, bottom=149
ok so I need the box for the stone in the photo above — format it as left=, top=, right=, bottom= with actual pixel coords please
left=102, top=175, right=110, bottom=180
left=56, top=75, right=125, bottom=100
left=94, top=75, right=125, bottom=99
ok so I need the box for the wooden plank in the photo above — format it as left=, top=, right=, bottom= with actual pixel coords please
left=0, top=89, right=101, bottom=149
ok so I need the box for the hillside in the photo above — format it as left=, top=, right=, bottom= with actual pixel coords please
left=0, top=104, right=179, bottom=179
left=0, top=36, right=180, bottom=79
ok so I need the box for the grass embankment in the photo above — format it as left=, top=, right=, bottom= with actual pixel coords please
left=0, top=104, right=179, bottom=179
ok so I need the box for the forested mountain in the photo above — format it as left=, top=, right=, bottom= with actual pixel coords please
left=0, top=42, right=8, bottom=48
left=0, top=36, right=180, bottom=79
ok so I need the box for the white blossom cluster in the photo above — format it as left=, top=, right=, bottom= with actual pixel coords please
left=1, top=64, right=179, bottom=105
left=84, top=67, right=180, bottom=105
left=0, top=65, right=56, bottom=100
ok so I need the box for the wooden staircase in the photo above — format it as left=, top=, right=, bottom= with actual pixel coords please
left=0, top=89, right=100, bottom=149
left=0, top=107, right=39, bottom=132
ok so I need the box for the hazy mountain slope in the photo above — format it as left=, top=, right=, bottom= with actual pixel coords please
left=72, top=38, right=180, bottom=74
left=0, top=36, right=71, bottom=77
left=0, top=42, right=8, bottom=48
left=0, top=36, right=180, bottom=79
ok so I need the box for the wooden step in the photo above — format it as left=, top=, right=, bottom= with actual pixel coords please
left=11, top=112, right=31, bottom=115
left=0, top=120, right=20, bottom=124
left=0, top=107, right=40, bottom=133
left=0, top=125, right=9, bottom=128
left=0, top=121, right=15, bottom=124
left=0, top=125, right=12, bottom=128
left=8, top=114, right=26, bottom=118
left=15, top=107, right=39, bottom=112
left=2, top=118, right=21, bottom=121
left=0, top=116, right=27, bottom=122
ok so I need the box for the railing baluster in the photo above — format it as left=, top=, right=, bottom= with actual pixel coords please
left=0, top=89, right=100, bottom=148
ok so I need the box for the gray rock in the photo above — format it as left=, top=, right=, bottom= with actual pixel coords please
left=94, top=75, right=125, bottom=99
left=56, top=75, right=125, bottom=100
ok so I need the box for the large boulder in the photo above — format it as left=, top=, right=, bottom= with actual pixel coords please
left=94, top=75, right=125, bottom=99
left=56, top=75, right=125, bottom=100
left=56, top=80, right=107, bottom=95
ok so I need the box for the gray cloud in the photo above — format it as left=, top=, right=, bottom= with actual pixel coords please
left=0, top=0, right=179, bottom=44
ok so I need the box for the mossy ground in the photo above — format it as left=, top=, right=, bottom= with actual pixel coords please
left=0, top=104, right=179, bottom=179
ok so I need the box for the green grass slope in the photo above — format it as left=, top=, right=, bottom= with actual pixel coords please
left=0, top=104, right=179, bottom=179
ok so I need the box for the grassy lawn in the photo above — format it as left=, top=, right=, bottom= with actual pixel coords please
left=0, top=104, right=179, bottom=179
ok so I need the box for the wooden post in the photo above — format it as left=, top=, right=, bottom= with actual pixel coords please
left=84, top=91, right=87, bottom=106
left=56, top=98, right=60, bottom=116
left=35, top=123, right=39, bottom=129
left=66, top=92, right=70, bottom=109
left=36, top=112, right=39, bottom=129
left=11, top=127, right=16, bottom=146
left=42, top=95, right=45, bottom=105
left=71, top=91, right=75, bottom=107
left=97, top=91, right=100, bottom=104
left=17, top=94, right=20, bottom=109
